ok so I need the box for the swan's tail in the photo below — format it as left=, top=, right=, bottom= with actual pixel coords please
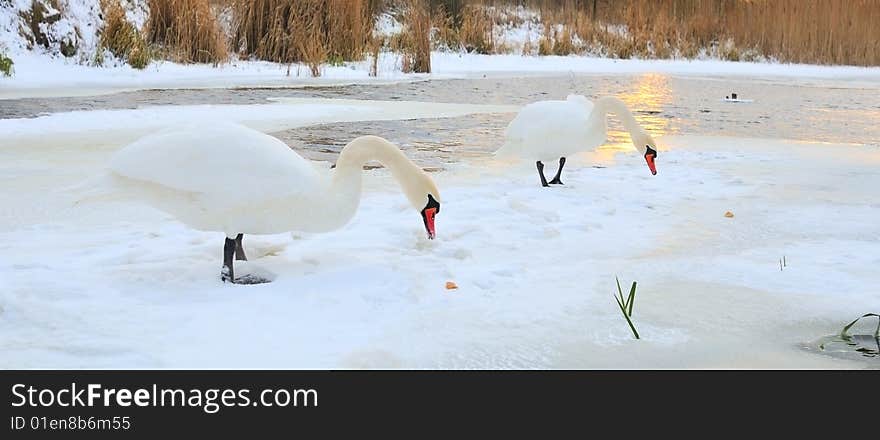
left=65, top=173, right=125, bottom=206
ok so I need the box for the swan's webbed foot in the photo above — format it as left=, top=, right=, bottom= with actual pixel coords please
left=536, top=161, right=549, bottom=187
left=548, top=157, right=566, bottom=185
left=234, top=274, right=272, bottom=285
left=221, top=265, right=234, bottom=283
left=234, top=233, right=247, bottom=261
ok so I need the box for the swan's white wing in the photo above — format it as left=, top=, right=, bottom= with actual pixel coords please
left=109, top=123, right=321, bottom=205
left=498, top=98, right=596, bottom=160
left=579, top=101, right=607, bottom=149
left=504, top=100, right=576, bottom=139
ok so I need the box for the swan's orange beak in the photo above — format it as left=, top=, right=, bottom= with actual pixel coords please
left=422, top=207, right=437, bottom=239
left=645, top=152, right=657, bottom=175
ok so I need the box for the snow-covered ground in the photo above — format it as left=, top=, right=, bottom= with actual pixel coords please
left=1, top=97, right=878, bottom=369
left=4, top=50, right=880, bottom=100
left=0, top=52, right=424, bottom=99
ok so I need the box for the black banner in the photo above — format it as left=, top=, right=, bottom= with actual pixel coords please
left=2, top=370, right=876, bottom=437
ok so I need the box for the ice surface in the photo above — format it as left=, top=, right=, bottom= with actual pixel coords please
left=1, top=99, right=878, bottom=368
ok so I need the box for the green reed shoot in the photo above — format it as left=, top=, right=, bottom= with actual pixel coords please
left=840, top=313, right=880, bottom=339
left=614, top=277, right=640, bottom=340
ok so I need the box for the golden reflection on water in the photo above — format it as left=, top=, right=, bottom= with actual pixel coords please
left=594, top=73, right=674, bottom=166
left=603, top=73, right=674, bottom=149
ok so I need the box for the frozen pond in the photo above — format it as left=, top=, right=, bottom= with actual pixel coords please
left=1, top=73, right=879, bottom=369
left=3, top=73, right=879, bottom=167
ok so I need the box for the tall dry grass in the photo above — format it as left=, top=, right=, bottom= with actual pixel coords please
left=98, top=0, right=152, bottom=69
left=483, top=0, right=880, bottom=66
left=368, top=35, right=384, bottom=77
left=725, top=0, right=880, bottom=66
left=434, top=4, right=495, bottom=53
left=145, top=0, right=229, bottom=64
left=397, top=0, right=432, bottom=72
left=231, top=0, right=374, bottom=69
left=96, top=0, right=880, bottom=69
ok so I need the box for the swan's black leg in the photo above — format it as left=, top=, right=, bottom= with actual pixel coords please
left=222, top=236, right=236, bottom=283
left=536, top=161, right=549, bottom=187
left=234, top=233, right=247, bottom=261
left=549, top=157, right=566, bottom=185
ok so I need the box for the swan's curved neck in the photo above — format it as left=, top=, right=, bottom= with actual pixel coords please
left=594, top=96, right=644, bottom=138
left=322, top=136, right=426, bottom=227
left=333, top=136, right=424, bottom=188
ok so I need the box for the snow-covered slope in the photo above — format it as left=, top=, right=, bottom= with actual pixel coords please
left=4, top=2, right=880, bottom=97
left=2, top=0, right=98, bottom=58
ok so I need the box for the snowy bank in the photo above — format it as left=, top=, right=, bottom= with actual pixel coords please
left=4, top=51, right=880, bottom=100
left=430, top=52, right=880, bottom=80
left=0, top=52, right=422, bottom=99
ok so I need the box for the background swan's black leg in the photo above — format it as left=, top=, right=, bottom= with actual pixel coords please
left=222, top=236, right=235, bottom=283
left=234, top=233, right=247, bottom=261
left=549, top=157, right=566, bottom=185
left=536, top=161, right=549, bottom=187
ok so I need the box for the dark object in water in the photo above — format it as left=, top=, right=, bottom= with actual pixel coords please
left=814, top=334, right=879, bottom=359
left=808, top=312, right=880, bottom=361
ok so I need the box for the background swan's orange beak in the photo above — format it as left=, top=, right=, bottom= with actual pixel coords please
left=645, top=153, right=657, bottom=175
left=423, top=207, right=437, bottom=239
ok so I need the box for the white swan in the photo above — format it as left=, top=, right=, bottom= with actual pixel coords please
left=105, top=123, right=441, bottom=284
left=495, top=95, right=659, bottom=186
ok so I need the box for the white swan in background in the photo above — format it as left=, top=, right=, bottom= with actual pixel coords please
left=104, top=123, right=441, bottom=284
left=495, top=95, right=659, bottom=187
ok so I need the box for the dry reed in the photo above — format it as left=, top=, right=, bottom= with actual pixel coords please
left=98, top=0, right=880, bottom=69
left=368, top=35, right=384, bottom=77
left=145, top=0, right=228, bottom=64
left=231, top=0, right=374, bottom=68
left=98, top=0, right=152, bottom=69
left=398, top=0, right=431, bottom=72
left=461, top=0, right=880, bottom=66
left=457, top=5, right=495, bottom=53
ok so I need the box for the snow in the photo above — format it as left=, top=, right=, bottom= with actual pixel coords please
left=1, top=97, right=517, bottom=139
left=0, top=0, right=30, bottom=53
left=1, top=0, right=103, bottom=57
left=5, top=49, right=880, bottom=100
left=429, top=52, right=880, bottom=81
left=0, top=51, right=425, bottom=98
left=374, top=12, right=402, bottom=37
left=122, top=0, right=148, bottom=31
left=1, top=98, right=878, bottom=368
left=2, top=2, right=879, bottom=369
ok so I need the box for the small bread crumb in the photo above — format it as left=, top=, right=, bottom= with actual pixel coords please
left=724, top=211, right=735, bottom=218
left=445, top=281, right=458, bottom=290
